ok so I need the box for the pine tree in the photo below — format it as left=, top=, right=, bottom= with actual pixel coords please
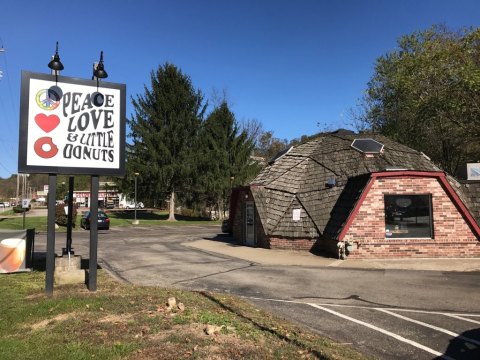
left=195, top=102, right=259, bottom=219
left=127, top=63, right=206, bottom=220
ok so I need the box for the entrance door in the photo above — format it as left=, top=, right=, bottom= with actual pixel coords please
left=245, top=202, right=255, bottom=246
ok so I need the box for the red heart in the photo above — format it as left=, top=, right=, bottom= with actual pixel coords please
left=34, top=114, right=60, bottom=133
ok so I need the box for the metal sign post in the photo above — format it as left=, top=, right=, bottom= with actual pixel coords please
left=45, top=174, right=57, bottom=295
left=22, top=198, right=30, bottom=229
left=65, top=176, right=74, bottom=255
left=88, top=175, right=99, bottom=291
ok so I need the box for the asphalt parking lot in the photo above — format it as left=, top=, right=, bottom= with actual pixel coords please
left=247, top=298, right=480, bottom=360
left=32, top=225, right=480, bottom=359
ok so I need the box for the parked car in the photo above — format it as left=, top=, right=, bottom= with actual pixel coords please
left=125, top=202, right=144, bottom=209
left=80, top=210, right=110, bottom=230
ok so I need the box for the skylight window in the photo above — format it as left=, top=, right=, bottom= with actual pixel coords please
left=351, top=138, right=384, bottom=154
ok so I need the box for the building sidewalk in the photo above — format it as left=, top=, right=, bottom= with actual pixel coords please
left=184, top=239, right=480, bottom=272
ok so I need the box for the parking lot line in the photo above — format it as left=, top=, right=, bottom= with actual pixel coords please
left=246, top=296, right=480, bottom=319
left=307, top=303, right=454, bottom=360
left=443, top=314, right=480, bottom=325
left=246, top=296, right=480, bottom=358
left=376, top=308, right=480, bottom=346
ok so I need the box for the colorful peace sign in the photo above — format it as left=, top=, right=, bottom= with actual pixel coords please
left=35, top=88, right=61, bottom=110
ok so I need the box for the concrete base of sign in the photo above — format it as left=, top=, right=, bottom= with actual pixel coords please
left=54, top=255, right=85, bottom=285
left=132, top=220, right=140, bottom=225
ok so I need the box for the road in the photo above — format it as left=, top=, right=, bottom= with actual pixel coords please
left=33, top=225, right=480, bottom=360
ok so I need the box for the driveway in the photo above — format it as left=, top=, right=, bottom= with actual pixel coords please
left=33, top=225, right=480, bottom=360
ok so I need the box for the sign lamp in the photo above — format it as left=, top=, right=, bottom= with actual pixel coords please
left=47, top=42, right=64, bottom=71
left=93, top=51, right=108, bottom=79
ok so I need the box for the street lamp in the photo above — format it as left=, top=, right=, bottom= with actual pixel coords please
left=133, top=172, right=139, bottom=225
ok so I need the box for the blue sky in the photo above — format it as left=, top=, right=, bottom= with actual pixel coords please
left=0, top=0, right=478, bottom=178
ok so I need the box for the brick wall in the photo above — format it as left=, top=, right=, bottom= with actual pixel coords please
left=344, top=176, right=480, bottom=258
left=269, top=237, right=315, bottom=251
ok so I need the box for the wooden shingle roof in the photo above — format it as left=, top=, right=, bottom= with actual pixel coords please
left=250, top=132, right=440, bottom=239
left=458, top=181, right=480, bottom=226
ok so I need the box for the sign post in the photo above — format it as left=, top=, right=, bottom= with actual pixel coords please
left=18, top=71, right=126, bottom=294
left=89, top=176, right=99, bottom=291
left=22, top=198, right=30, bottom=229
left=45, top=175, right=56, bottom=294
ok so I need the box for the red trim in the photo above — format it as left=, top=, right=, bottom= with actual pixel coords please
left=436, top=173, right=480, bottom=238
left=338, top=171, right=480, bottom=241
left=338, top=175, right=376, bottom=241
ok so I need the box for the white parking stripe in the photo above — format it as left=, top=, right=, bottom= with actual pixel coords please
left=376, top=308, right=480, bottom=346
left=247, top=297, right=480, bottom=319
left=391, top=308, right=480, bottom=318
left=307, top=303, right=454, bottom=360
left=443, top=314, right=480, bottom=325
left=247, top=296, right=480, bottom=315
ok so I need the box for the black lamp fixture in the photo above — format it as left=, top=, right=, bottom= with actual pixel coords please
left=93, top=51, right=108, bottom=79
left=47, top=41, right=64, bottom=71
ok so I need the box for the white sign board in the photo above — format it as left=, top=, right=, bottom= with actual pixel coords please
left=22, top=199, right=30, bottom=209
left=18, top=71, right=126, bottom=175
left=467, top=163, right=480, bottom=181
left=292, top=208, right=301, bottom=221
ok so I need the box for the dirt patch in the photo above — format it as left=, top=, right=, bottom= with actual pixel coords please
left=139, top=323, right=262, bottom=359
left=98, top=313, right=134, bottom=324
left=29, top=313, right=75, bottom=331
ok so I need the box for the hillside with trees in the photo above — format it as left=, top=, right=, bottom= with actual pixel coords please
left=355, top=25, right=480, bottom=174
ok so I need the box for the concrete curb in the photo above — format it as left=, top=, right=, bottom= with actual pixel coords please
left=184, top=239, right=480, bottom=272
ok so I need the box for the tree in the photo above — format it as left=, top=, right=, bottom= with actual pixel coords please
left=195, top=102, right=260, bottom=219
left=127, top=63, right=207, bottom=220
left=240, top=118, right=263, bottom=148
left=356, top=25, right=480, bottom=174
left=256, top=131, right=289, bottom=161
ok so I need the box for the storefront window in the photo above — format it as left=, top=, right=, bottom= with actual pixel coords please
left=384, top=195, right=432, bottom=238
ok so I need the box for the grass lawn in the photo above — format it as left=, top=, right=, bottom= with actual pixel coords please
left=0, top=210, right=221, bottom=232
left=0, top=271, right=368, bottom=360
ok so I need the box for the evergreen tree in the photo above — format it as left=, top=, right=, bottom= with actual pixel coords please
left=195, top=102, right=259, bottom=219
left=127, top=63, right=206, bottom=220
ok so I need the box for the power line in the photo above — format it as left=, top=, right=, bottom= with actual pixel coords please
left=0, top=37, right=18, bottom=162
left=0, top=158, right=14, bottom=177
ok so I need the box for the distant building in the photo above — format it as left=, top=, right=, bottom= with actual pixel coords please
left=35, top=181, right=123, bottom=208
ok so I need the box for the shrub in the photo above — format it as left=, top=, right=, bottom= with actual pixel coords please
left=55, top=203, right=77, bottom=227
left=13, top=206, right=30, bottom=213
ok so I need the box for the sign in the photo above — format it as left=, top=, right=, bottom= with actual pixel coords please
left=292, top=208, right=301, bottom=221
left=0, top=230, right=34, bottom=273
left=22, top=199, right=30, bottom=209
left=18, top=71, right=126, bottom=175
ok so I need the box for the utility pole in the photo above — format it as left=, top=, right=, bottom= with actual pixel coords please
left=0, top=45, right=4, bottom=81
left=16, top=174, right=19, bottom=205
